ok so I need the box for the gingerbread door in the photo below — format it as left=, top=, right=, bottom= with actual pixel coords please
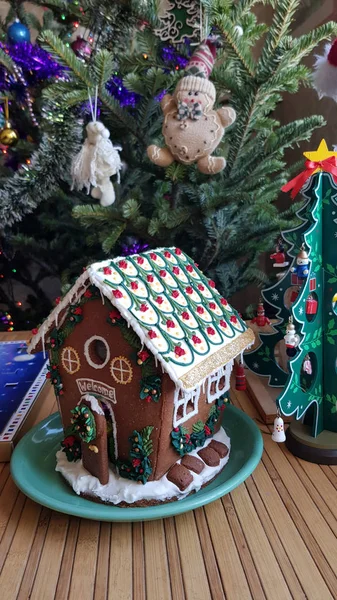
left=80, top=396, right=115, bottom=485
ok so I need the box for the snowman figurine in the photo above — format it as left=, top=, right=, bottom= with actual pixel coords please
left=272, top=415, right=286, bottom=443
left=284, top=317, right=300, bottom=357
left=291, top=246, right=309, bottom=280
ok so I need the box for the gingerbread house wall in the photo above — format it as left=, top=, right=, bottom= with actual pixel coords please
left=54, top=297, right=165, bottom=478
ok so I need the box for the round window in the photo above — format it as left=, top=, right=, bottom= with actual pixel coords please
left=61, top=347, right=81, bottom=374
left=84, top=336, right=110, bottom=369
left=110, top=356, right=133, bottom=385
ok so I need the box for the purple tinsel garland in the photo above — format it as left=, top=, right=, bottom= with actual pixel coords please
left=0, top=41, right=64, bottom=88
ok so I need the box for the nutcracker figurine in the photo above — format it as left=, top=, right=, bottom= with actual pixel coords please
left=270, top=239, right=289, bottom=268
left=284, top=317, right=300, bottom=358
left=235, top=362, right=246, bottom=391
left=291, top=245, right=309, bottom=280
left=251, top=299, right=271, bottom=327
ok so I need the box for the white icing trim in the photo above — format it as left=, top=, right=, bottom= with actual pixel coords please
left=173, top=385, right=200, bottom=427
left=79, top=393, right=104, bottom=415
left=55, top=427, right=230, bottom=505
left=206, top=361, right=232, bottom=403
left=84, top=335, right=110, bottom=370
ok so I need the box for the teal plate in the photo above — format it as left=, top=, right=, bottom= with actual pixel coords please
left=11, top=405, right=263, bottom=522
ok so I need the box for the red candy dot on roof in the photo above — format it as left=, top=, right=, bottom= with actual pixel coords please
left=139, top=303, right=148, bottom=312
left=131, top=281, right=138, bottom=290
left=32, top=328, right=38, bottom=335
left=148, top=330, right=157, bottom=339
left=209, top=280, right=215, bottom=288
left=119, top=260, right=128, bottom=269
left=186, top=265, right=193, bottom=273
left=197, top=306, right=204, bottom=314
left=197, top=284, right=204, bottom=291
left=209, top=302, right=216, bottom=310
left=156, top=296, right=164, bottom=304
left=164, top=251, right=171, bottom=258
left=103, top=267, right=112, bottom=275
left=166, top=319, right=175, bottom=328
left=230, top=315, right=238, bottom=323
left=181, top=311, right=189, bottom=320
left=147, top=275, right=154, bottom=283
left=186, top=286, right=193, bottom=294
left=171, top=290, right=179, bottom=298
left=173, top=267, right=180, bottom=275
left=55, top=296, right=61, bottom=305
left=220, top=320, right=227, bottom=328
left=150, top=253, right=157, bottom=260
left=113, top=289, right=123, bottom=298
left=175, top=248, right=182, bottom=255
left=192, top=335, right=201, bottom=344
left=207, top=327, right=215, bottom=335
left=84, top=290, right=92, bottom=298
left=159, top=270, right=167, bottom=277
left=220, top=298, right=228, bottom=306
left=137, top=257, right=144, bottom=265
left=175, top=346, right=186, bottom=356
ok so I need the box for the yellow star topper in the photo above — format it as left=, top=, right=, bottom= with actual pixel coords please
left=303, top=139, right=337, bottom=163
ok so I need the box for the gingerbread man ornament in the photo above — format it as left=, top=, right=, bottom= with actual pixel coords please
left=147, top=40, right=236, bottom=175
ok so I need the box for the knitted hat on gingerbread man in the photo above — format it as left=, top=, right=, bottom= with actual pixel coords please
left=312, top=39, right=337, bottom=102
left=147, top=39, right=236, bottom=174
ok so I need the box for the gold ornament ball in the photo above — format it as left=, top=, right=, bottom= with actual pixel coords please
left=0, top=121, right=19, bottom=146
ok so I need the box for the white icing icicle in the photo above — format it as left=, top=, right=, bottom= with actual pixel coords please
left=79, top=393, right=104, bottom=415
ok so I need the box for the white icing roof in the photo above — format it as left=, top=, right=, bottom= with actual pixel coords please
left=28, top=247, right=254, bottom=391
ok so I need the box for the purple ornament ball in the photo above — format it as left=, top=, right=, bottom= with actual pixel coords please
left=71, top=37, right=92, bottom=60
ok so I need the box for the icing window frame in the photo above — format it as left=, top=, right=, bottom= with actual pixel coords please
left=110, top=356, right=133, bottom=385
left=84, top=335, right=110, bottom=370
left=173, top=387, right=200, bottom=427
left=206, top=361, right=233, bottom=403
left=61, top=346, right=81, bottom=374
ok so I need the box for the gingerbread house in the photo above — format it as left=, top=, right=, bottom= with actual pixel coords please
left=28, top=247, right=254, bottom=505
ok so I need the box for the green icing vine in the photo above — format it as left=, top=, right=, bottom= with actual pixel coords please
left=46, top=364, right=63, bottom=397
left=117, top=426, right=154, bottom=484
left=61, top=434, right=82, bottom=462
left=70, top=405, right=96, bottom=443
left=107, top=309, right=162, bottom=403
left=171, top=396, right=228, bottom=456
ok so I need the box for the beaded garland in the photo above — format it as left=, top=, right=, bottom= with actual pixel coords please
left=171, top=395, right=228, bottom=456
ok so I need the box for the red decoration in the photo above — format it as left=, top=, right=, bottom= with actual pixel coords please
left=132, top=458, right=141, bottom=467
left=220, top=320, right=227, bottom=328
left=84, top=290, right=92, bottom=298
left=139, top=303, right=148, bottom=312
left=150, top=253, right=157, bottom=260
left=119, top=260, right=128, bottom=269
left=148, top=330, right=157, bottom=339
left=112, top=289, right=123, bottom=299
left=55, top=296, right=61, bottom=305
left=309, top=277, right=317, bottom=292
left=147, top=275, right=154, bottom=283
left=74, top=307, right=82, bottom=315
left=186, top=265, right=193, bottom=272
left=31, top=328, right=38, bottom=335
left=109, top=309, right=121, bottom=322
left=270, top=251, right=286, bottom=264
left=306, top=295, right=318, bottom=315
left=175, top=248, right=182, bottom=255
left=186, top=286, right=193, bottom=294
left=137, top=257, right=144, bottom=265
left=204, top=425, right=211, bottom=436
left=235, top=363, right=246, bottom=391
left=164, top=251, right=171, bottom=258
left=171, top=290, right=179, bottom=298
left=220, top=298, right=228, bottom=306
left=290, top=288, right=300, bottom=304
left=291, top=273, right=301, bottom=285
left=251, top=300, right=271, bottom=327
left=166, top=319, right=175, bottom=328
left=159, top=269, right=167, bottom=277
left=207, top=327, right=215, bottom=335
left=192, top=335, right=201, bottom=344
left=46, top=372, right=51, bottom=379
left=181, top=311, right=190, bottom=320
left=131, top=281, right=138, bottom=290
left=198, top=284, right=205, bottom=291
left=173, top=267, right=180, bottom=275
left=209, top=302, right=216, bottom=310
left=156, top=296, right=164, bottom=304
left=209, top=280, right=215, bottom=288
left=230, top=315, right=238, bottom=324
left=137, top=350, right=150, bottom=364
left=282, top=156, right=337, bottom=199
left=103, top=267, right=112, bottom=275
left=174, top=346, right=186, bottom=356
left=197, top=306, right=204, bottom=314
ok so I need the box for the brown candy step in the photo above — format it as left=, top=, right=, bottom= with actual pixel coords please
left=208, top=440, right=229, bottom=459
left=181, top=454, right=205, bottom=474
left=167, top=463, right=193, bottom=491
left=198, top=447, right=220, bottom=467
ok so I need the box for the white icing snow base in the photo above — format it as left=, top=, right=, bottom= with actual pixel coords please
left=55, top=428, right=230, bottom=505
